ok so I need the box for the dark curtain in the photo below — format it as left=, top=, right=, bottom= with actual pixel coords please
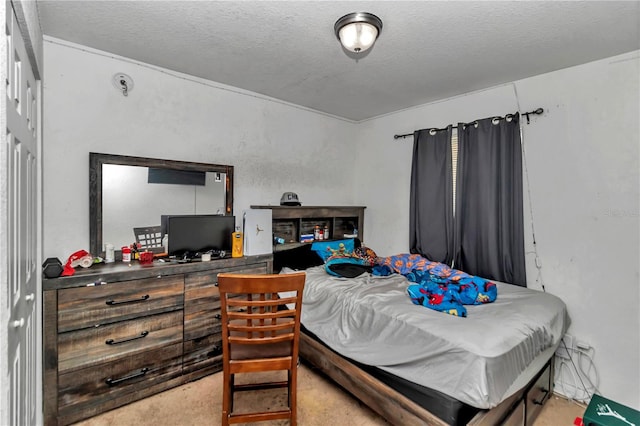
left=454, top=114, right=526, bottom=286
left=409, top=126, right=454, bottom=264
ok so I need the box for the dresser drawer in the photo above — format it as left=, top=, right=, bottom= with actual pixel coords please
left=183, top=264, right=267, bottom=340
left=58, top=310, right=183, bottom=374
left=184, top=263, right=268, bottom=292
left=58, top=275, right=184, bottom=332
left=58, top=342, right=183, bottom=426
left=183, top=334, right=223, bottom=376
left=501, top=400, right=524, bottom=426
left=184, top=302, right=223, bottom=341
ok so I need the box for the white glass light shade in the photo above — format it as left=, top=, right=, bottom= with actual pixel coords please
left=338, top=22, right=379, bottom=53
left=334, top=12, right=383, bottom=54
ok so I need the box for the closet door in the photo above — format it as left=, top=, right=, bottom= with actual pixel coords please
left=5, top=5, right=40, bottom=425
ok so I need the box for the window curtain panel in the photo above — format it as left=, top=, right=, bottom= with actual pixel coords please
left=409, top=126, right=454, bottom=264
left=454, top=114, right=526, bottom=286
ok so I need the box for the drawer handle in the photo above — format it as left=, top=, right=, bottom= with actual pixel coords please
left=532, top=387, right=549, bottom=405
left=105, top=294, right=150, bottom=306
left=105, top=367, right=150, bottom=387
left=211, top=345, right=222, bottom=356
left=106, top=330, right=149, bottom=345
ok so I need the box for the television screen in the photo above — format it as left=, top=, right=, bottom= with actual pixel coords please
left=166, top=215, right=235, bottom=258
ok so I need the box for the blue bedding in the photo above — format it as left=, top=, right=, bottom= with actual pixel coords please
left=377, top=253, right=497, bottom=317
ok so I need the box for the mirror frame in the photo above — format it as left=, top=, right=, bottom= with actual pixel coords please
left=89, top=152, right=234, bottom=256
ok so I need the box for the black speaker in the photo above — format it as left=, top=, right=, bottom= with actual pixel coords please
left=42, top=257, right=63, bottom=279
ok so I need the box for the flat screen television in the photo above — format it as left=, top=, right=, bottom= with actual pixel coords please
left=165, top=214, right=235, bottom=258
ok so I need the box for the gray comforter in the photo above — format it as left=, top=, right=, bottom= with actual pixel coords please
left=287, top=265, right=568, bottom=409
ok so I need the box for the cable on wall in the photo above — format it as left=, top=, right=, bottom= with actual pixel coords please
left=512, top=83, right=547, bottom=292
left=555, top=338, right=600, bottom=404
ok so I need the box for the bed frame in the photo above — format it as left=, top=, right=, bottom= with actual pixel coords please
left=299, top=331, right=555, bottom=426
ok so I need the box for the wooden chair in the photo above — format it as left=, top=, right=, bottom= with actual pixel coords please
left=217, top=272, right=306, bottom=426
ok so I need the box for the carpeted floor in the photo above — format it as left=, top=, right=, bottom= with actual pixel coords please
left=73, top=363, right=586, bottom=425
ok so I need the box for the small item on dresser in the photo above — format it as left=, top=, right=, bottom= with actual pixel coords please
left=139, top=250, right=154, bottom=266
left=42, top=257, right=64, bottom=278
left=201, top=253, right=212, bottom=262
left=232, top=226, right=243, bottom=258
left=61, top=250, right=95, bottom=276
left=121, top=246, right=131, bottom=262
left=105, top=243, right=115, bottom=263
left=314, top=226, right=321, bottom=240
left=300, top=234, right=314, bottom=243
left=324, top=225, right=330, bottom=240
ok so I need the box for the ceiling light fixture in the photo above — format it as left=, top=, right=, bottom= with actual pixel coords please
left=334, top=12, right=383, bottom=54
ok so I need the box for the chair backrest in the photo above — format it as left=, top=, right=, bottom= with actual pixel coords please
left=217, top=272, right=306, bottom=363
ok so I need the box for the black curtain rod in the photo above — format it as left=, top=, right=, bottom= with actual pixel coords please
left=393, top=108, right=544, bottom=140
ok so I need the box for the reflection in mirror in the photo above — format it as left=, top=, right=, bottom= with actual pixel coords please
left=90, top=153, right=234, bottom=256
left=102, top=164, right=227, bottom=249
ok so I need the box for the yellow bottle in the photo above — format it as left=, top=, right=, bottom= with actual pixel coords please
left=232, top=226, right=243, bottom=258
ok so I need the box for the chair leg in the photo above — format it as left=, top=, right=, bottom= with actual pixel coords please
left=222, top=371, right=232, bottom=426
left=230, top=373, right=235, bottom=413
left=290, top=366, right=297, bottom=426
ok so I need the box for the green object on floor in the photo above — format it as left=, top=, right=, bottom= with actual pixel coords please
left=583, top=394, right=640, bottom=426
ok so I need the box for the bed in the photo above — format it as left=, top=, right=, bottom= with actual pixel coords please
left=275, top=245, right=569, bottom=426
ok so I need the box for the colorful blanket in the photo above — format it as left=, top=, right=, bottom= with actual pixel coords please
left=376, top=254, right=497, bottom=317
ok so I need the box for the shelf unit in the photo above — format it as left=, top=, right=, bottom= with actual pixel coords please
left=250, top=205, right=365, bottom=251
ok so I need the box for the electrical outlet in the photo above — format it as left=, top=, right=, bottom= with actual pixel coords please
left=555, top=334, right=574, bottom=359
left=576, top=340, right=591, bottom=351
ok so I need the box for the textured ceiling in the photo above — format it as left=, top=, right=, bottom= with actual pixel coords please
left=36, top=1, right=640, bottom=121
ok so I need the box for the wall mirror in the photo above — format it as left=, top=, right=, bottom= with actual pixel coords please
left=90, top=152, right=234, bottom=255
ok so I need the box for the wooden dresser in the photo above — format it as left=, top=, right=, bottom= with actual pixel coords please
left=43, top=254, right=272, bottom=426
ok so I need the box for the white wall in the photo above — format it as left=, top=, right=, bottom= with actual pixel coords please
left=354, top=51, right=640, bottom=408
left=42, top=38, right=357, bottom=258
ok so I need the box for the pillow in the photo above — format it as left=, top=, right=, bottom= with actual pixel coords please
left=273, top=244, right=324, bottom=271
left=311, top=239, right=355, bottom=262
